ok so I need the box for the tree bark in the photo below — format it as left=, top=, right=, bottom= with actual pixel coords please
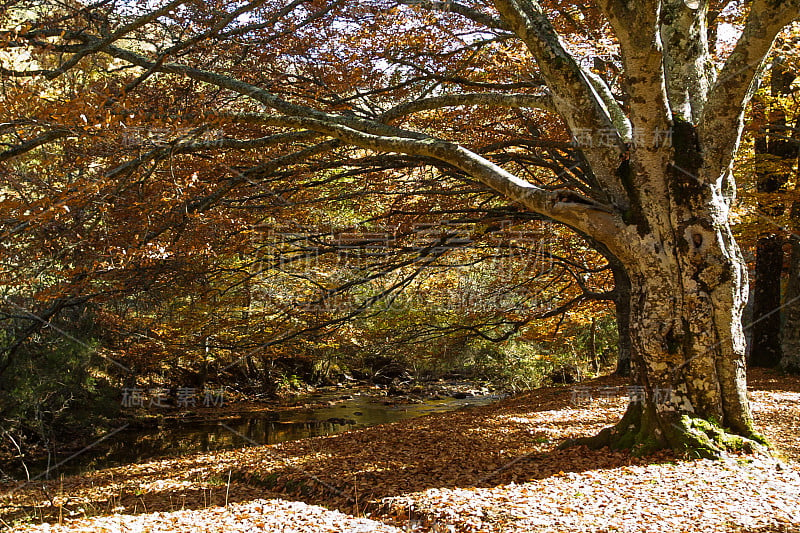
left=780, top=96, right=800, bottom=373
left=611, top=260, right=632, bottom=377
left=566, top=123, right=764, bottom=457
left=750, top=234, right=784, bottom=367
left=750, top=58, right=796, bottom=368
left=570, top=231, right=763, bottom=456
left=783, top=231, right=800, bottom=373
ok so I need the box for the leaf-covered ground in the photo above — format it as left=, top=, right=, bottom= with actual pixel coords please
left=2, top=369, right=798, bottom=532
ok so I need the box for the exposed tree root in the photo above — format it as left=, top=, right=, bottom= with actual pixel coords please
left=559, top=402, right=770, bottom=459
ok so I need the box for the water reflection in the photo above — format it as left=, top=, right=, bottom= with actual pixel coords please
left=12, top=392, right=500, bottom=480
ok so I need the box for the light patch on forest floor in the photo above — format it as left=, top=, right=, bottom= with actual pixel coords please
left=2, top=368, right=799, bottom=532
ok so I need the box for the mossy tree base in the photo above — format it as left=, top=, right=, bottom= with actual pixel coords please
left=560, top=402, right=770, bottom=459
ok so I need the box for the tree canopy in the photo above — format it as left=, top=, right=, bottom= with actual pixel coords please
left=2, top=0, right=800, bottom=456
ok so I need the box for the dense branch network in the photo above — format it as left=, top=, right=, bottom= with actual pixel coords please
left=1, top=0, right=799, bottom=401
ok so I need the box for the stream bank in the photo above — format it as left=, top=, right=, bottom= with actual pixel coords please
left=4, top=380, right=505, bottom=481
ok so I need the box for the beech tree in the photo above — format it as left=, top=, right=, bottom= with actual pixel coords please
left=3, top=0, right=800, bottom=456
left=749, top=57, right=797, bottom=369
left=738, top=50, right=800, bottom=373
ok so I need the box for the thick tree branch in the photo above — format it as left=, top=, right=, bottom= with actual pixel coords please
left=254, top=113, right=621, bottom=238
left=381, top=91, right=555, bottom=122
left=97, top=42, right=430, bottom=142
left=43, top=0, right=187, bottom=80
left=0, top=129, right=70, bottom=162
left=583, top=70, right=632, bottom=142
left=69, top=36, right=623, bottom=240
left=7, top=8, right=628, bottom=248
left=660, top=0, right=715, bottom=122
left=492, top=0, right=629, bottom=209
left=397, top=0, right=510, bottom=31
left=595, top=0, right=671, bottom=151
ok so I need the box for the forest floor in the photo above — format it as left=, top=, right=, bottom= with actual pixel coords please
left=1, top=368, right=798, bottom=532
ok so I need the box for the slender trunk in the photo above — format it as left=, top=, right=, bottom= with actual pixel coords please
left=578, top=236, right=632, bottom=377
left=783, top=233, right=800, bottom=373
left=611, top=261, right=632, bottom=377
left=780, top=107, right=800, bottom=373
left=750, top=233, right=783, bottom=367
left=751, top=59, right=796, bottom=367
left=589, top=317, right=598, bottom=373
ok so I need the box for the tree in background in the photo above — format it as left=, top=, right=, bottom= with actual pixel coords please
left=738, top=41, right=800, bottom=372
left=778, top=52, right=800, bottom=373
left=749, top=56, right=797, bottom=368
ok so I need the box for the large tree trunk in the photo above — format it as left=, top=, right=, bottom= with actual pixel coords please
left=611, top=247, right=756, bottom=456
left=567, top=124, right=764, bottom=457
left=573, top=238, right=764, bottom=456
left=575, top=237, right=762, bottom=457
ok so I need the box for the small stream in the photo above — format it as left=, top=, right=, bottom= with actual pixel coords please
left=9, top=387, right=502, bottom=480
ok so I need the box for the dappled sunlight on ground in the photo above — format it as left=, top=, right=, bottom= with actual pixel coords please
left=2, top=369, right=799, bottom=532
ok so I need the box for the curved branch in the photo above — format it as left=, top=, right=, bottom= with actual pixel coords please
left=84, top=34, right=623, bottom=239
left=23, top=22, right=628, bottom=247
left=99, top=41, right=430, bottom=142
left=44, top=0, right=187, bottom=80
left=397, top=0, right=510, bottom=31
left=381, top=91, right=555, bottom=122
left=253, top=113, right=621, bottom=239
left=0, top=129, right=70, bottom=162
left=492, top=0, right=629, bottom=208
